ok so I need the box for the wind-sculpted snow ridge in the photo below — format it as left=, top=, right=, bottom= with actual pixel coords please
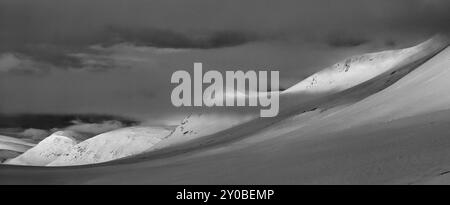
left=5, top=131, right=79, bottom=166
left=1, top=35, right=450, bottom=184
left=106, top=35, right=448, bottom=164
left=151, top=113, right=255, bottom=150
left=47, top=127, right=172, bottom=166
left=1, top=35, right=447, bottom=168
left=283, top=35, right=448, bottom=95
left=153, top=35, right=449, bottom=149
left=3, top=127, right=172, bottom=166
left=302, top=44, right=450, bottom=130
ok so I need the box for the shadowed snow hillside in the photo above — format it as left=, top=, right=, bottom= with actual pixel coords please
left=2, top=35, right=450, bottom=185
left=151, top=113, right=254, bottom=150
left=147, top=35, right=449, bottom=151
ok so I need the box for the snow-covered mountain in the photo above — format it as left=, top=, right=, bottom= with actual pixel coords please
left=47, top=127, right=172, bottom=166
left=3, top=35, right=450, bottom=185
left=5, top=131, right=79, bottom=166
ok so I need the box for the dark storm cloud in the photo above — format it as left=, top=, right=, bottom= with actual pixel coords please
left=0, top=45, right=111, bottom=73
left=1, top=0, right=450, bottom=73
left=16, top=45, right=85, bottom=68
left=2, top=0, right=450, bottom=45
left=326, top=33, right=370, bottom=48
left=1, top=0, right=450, bottom=121
left=102, top=26, right=260, bottom=49
left=0, top=27, right=261, bottom=73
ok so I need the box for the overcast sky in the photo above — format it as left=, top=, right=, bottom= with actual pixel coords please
left=0, top=0, right=449, bottom=125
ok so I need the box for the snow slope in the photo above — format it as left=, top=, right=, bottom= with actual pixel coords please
left=282, top=44, right=450, bottom=135
left=283, top=35, right=448, bottom=95
left=2, top=36, right=450, bottom=184
left=151, top=113, right=254, bottom=151
left=6, top=35, right=448, bottom=167
left=5, top=131, right=78, bottom=166
left=149, top=35, right=448, bottom=152
left=338, top=44, right=450, bottom=124
left=47, top=127, right=172, bottom=166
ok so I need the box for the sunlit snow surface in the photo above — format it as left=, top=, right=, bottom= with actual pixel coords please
left=1, top=35, right=450, bottom=184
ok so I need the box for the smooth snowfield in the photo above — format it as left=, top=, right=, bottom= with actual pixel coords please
left=1, top=36, right=450, bottom=184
